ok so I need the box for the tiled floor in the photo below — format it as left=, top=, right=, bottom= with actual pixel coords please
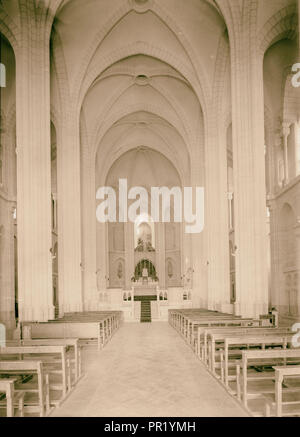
left=51, top=322, right=248, bottom=417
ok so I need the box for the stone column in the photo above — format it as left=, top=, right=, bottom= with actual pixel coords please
left=124, top=222, right=134, bottom=289
left=204, top=112, right=231, bottom=313
left=57, top=117, right=84, bottom=315
left=15, top=3, right=54, bottom=321
left=81, top=150, right=97, bottom=310
left=298, top=0, right=300, bottom=53
left=216, top=0, right=269, bottom=318
left=228, top=192, right=234, bottom=230
left=297, top=123, right=300, bottom=175
left=56, top=113, right=83, bottom=315
left=156, top=223, right=166, bottom=289
left=190, top=141, right=207, bottom=308
left=0, top=203, right=16, bottom=331
left=268, top=202, right=281, bottom=311
left=182, top=231, right=192, bottom=287
left=96, top=222, right=108, bottom=290
left=296, top=223, right=300, bottom=316
left=282, top=123, right=290, bottom=185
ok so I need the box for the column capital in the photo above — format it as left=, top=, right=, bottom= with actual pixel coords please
left=215, top=0, right=259, bottom=53
left=17, top=0, right=64, bottom=39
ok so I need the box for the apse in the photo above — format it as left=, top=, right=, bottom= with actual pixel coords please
left=99, top=147, right=182, bottom=290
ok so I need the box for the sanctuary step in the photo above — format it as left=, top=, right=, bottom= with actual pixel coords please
left=134, top=295, right=156, bottom=323
left=140, top=301, right=151, bottom=323
left=54, top=306, right=59, bottom=320
left=134, top=296, right=155, bottom=323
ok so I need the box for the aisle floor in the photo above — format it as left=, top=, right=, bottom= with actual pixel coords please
left=51, top=322, right=248, bottom=417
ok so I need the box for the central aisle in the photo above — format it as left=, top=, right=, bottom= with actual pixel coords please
left=52, top=322, right=248, bottom=417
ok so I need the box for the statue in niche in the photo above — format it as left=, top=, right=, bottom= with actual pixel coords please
left=117, top=262, right=123, bottom=279
left=135, top=222, right=155, bottom=252
left=96, top=269, right=102, bottom=291
left=184, top=267, right=193, bottom=288
left=135, top=238, right=144, bottom=252
left=145, top=241, right=155, bottom=252
left=167, top=260, right=173, bottom=278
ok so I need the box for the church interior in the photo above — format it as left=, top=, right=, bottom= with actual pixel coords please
left=0, top=0, right=300, bottom=418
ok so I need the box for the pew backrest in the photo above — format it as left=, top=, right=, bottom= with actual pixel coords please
left=0, top=378, right=16, bottom=417
left=241, top=349, right=300, bottom=409
left=273, top=366, right=300, bottom=416
left=201, top=327, right=290, bottom=364
left=20, top=338, right=81, bottom=380
left=0, top=345, right=68, bottom=397
left=23, top=322, right=103, bottom=350
left=223, top=335, right=293, bottom=386
left=0, top=360, right=45, bottom=416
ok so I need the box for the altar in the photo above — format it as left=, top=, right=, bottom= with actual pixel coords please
left=133, top=284, right=157, bottom=297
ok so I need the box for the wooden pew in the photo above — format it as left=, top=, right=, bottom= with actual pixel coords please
left=196, top=325, right=280, bottom=361
left=204, top=327, right=291, bottom=372
left=23, top=312, right=123, bottom=350
left=274, top=366, right=300, bottom=417
left=187, top=317, right=260, bottom=346
left=238, top=349, right=300, bottom=415
left=169, top=309, right=219, bottom=331
left=198, top=326, right=276, bottom=362
left=59, top=316, right=111, bottom=341
left=0, top=361, right=48, bottom=417
left=55, top=311, right=123, bottom=341
left=181, top=313, right=241, bottom=340
left=20, top=339, right=82, bottom=384
left=24, top=322, right=105, bottom=350
left=184, top=315, right=236, bottom=341
left=0, top=378, right=25, bottom=417
left=222, top=334, right=292, bottom=389
left=169, top=309, right=222, bottom=334
left=0, top=345, right=69, bottom=404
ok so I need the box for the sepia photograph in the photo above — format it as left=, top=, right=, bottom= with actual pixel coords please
left=0, top=0, right=300, bottom=424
